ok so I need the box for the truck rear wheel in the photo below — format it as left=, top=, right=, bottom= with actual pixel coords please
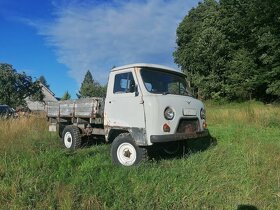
left=62, top=125, right=82, bottom=149
left=111, top=133, right=147, bottom=166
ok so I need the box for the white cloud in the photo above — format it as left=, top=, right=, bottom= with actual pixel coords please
left=37, top=0, right=198, bottom=84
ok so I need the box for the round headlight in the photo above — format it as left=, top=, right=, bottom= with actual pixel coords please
left=200, top=108, right=206, bottom=119
left=164, top=107, right=175, bottom=120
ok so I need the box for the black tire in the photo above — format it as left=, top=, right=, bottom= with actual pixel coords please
left=58, top=124, right=65, bottom=138
left=62, top=125, right=82, bottom=149
left=111, top=133, right=147, bottom=166
left=161, top=141, right=184, bottom=156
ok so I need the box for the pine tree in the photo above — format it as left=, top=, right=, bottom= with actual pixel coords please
left=77, top=70, right=96, bottom=98
left=77, top=70, right=107, bottom=98
left=38, top=76, right=50, bottom=89
left=61, top=91, right=71, bottom=100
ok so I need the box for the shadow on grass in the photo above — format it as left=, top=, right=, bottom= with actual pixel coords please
left=237, top=204, right=258, bottom=210
left=186, top=135, right=217, bottom=153
left=81, top=136, right=106, bottom=147
left=148, top=135, right=218, bottom=161
left=60, top=136, right=106, bottom=157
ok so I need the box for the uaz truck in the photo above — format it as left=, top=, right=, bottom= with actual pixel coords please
left=47, top=63, right=209, bottom=166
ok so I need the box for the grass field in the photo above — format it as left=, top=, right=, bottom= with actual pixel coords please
left=0, top=102, right=280, bottom=209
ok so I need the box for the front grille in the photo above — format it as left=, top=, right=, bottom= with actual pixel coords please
left=176, top=118, right=199, bottom=134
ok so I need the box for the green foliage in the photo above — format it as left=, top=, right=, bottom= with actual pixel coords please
left=174, top=0, right=280, bottom=102
left=0, top=63, right=43, bottom=108
left=61, top=91, right=71, bottom=100
left=1, top=103, right=280, bottom=209
left=77, top=70, right=106, bottom=98
left=38, top=75, right=50, bottom=89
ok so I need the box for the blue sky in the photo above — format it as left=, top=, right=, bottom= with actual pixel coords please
left=0, top=0, right=199, bottom=98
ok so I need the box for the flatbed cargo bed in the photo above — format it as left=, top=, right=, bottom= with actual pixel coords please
left=47, top=97, right=105, bottom=120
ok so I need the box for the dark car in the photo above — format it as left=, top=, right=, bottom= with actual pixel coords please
left=0, top=105, right=17, bottom=119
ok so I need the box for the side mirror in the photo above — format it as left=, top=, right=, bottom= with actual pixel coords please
left=135, top=84, right=139, bottom=97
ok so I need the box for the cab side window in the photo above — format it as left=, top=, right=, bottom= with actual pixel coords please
left=113, top=72, right=136, bottom=94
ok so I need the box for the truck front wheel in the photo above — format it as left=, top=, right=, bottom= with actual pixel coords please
left=62, top=125, right=82, bottom=149
left=111, top=133, right=147, bottom=166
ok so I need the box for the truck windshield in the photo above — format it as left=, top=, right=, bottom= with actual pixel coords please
left=140, top=68, right=191, bottom=96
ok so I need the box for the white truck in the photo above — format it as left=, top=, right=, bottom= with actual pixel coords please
left=47, top=63, right=210, bottom=166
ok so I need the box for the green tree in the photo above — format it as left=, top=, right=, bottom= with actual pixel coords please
left=77, top=70, right=106, bottom=98
left=38, top=75, right=50, bottom=89
left=174, top=0, right=280, bottom=102
left=61, top=91, right=71, bottom=100
left=0, top=63, right=43, bottom=108
left=219, top=0, right=280, bottom=101
left=174, top=0, right=228, bottom=100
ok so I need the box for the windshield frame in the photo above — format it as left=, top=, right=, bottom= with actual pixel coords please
left=140, top=67, right=192, bottom=96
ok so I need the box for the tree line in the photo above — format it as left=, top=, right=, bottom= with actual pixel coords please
left=0, top=64, right=44, bottom=108
left=174, top=0, right=280, bottom=102
left=0, top=63, right=106, bottom=108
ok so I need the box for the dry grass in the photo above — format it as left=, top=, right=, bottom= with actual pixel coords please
left=206, top=101, right=280, bottom=128
left=0, top=116, right=48, bottom=152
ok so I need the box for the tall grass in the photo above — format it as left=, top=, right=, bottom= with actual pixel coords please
left=0, top=116, right=50, bottom=152
left=206, top=101, right=280, bottom=127
left=0, top=102, right=280, bottom=209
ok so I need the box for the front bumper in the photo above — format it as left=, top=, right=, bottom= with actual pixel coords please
left=150, top=129, right=210, bottom=143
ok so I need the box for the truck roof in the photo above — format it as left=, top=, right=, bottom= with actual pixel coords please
left=111, top=63, right=180, bottom=73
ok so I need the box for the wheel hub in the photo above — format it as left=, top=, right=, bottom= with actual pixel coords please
left=123, top=149, right=132, bottom=158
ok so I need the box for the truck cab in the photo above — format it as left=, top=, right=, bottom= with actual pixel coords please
left=104, top=64, right=209, bottom=165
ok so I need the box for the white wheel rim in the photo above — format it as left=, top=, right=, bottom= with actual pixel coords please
left=64, top=132, right=73, bottom=148
left=117, top=143, right=137, bottom=166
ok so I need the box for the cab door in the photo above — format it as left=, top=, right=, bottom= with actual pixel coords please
left=104, top=69, right=146, bottom=134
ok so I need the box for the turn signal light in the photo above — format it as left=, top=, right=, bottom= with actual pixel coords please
left=203, top=121, right=207, bottom=129
left=163, top=123, right=170, bottom=132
